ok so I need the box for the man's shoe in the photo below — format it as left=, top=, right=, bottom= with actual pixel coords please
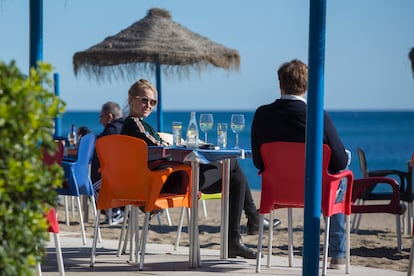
left=329, top=257, right=346, bottom=270
left=109, top=211, right=124, bottom=225
left=246, top=217, right=281, bottom=235
left=228, top=239, right=258, bottom=259
left=101, top=209, right=124, bottom=225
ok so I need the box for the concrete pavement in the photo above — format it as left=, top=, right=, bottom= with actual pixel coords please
left=38, top=231, right=408, bottom=276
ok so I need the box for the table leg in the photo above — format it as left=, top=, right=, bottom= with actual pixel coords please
left=220, top=159, right=231, bottom=259
left=189, top=161, right=201, bottom=268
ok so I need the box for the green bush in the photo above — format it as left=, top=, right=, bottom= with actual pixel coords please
left=0, top=60, right=65, bottom=275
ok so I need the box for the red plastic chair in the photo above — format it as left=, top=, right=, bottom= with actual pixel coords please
left=38, top=141, right=65, bottom=276
left=354, top=147, right=413, bottom=234
left=255, top=142, right=354, bottom=275
left=351, top=177, right=407, bottom=252
left=90, top=135, right=192, bottom=270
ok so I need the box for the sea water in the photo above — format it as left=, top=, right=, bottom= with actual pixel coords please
left=59, top=110, right=414, bottom=191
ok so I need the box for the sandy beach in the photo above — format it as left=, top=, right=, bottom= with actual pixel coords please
left=56, top=191, right=412, bottom=273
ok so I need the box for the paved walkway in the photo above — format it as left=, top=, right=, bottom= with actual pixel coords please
left=40, top=231, right=407, bottom=276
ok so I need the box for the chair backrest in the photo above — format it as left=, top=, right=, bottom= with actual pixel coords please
left=95, top=135, right=191, bottom=211
left=59, top=133, right=96, bottom=196
left=356, top=147, right=369, bottom=178
left=41, top=143, right=63, bottom=234
left=259, top=141, right=353, bottom=217
left=42, top=141, right=64, bottom=166
left=73, top=133, right=96, bottom=190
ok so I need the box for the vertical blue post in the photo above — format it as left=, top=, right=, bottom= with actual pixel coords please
left=29, top=0, right=43, bottom=70
left=303, top=0, right=326, bottom=275
left=155, top=57, right=164, bottom=132
left=54, top=73, right=62, bottom=136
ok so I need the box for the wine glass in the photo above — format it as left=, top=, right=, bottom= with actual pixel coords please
left=199, top=113, right=214, bottom=143
left=230, top=114, right=245, bottom=149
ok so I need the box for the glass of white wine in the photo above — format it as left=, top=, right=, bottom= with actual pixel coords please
left=230, top=114, right=245, bottom=149
left=199, top=113, right=214, bottom=143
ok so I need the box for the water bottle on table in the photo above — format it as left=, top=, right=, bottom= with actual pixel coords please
left=186, top=112, right=199, bottom=148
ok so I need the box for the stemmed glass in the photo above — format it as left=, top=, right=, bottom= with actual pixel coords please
left=199, top=113, right=214, bottom=143
left=230, top=114, right=245, bottom=149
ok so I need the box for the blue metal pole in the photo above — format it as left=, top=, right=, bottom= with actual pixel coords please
left=29, top=0, right=43, bottom=70
left=303, top=0, right=326, bottom=275
left=53, top=73, right=62, bottom=136
left=155, top=58, right=164, bottom=132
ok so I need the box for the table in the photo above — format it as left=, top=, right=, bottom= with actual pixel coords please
left=163, top=147, right=246, bottom=268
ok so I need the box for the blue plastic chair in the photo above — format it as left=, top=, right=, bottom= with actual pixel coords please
left=57, top=133, right=97, bottom=245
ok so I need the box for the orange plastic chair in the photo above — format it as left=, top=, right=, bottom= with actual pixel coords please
left=90, top=135, right=192, bottom=271
left=351, top=176, right=406, bottom=252
left=255, top=142, right=354, bottom=275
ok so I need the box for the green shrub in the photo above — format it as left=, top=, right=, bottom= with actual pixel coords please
left=0, top=60, right=65, bottom=275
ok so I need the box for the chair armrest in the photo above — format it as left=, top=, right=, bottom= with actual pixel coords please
left=368, top=169, right=413, bottom=201
left=351, top=177, right=406, bottom=215
left=322, top=169, right=354, bottom=216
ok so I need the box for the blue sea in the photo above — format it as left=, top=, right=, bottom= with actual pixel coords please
left=59, top=111, right=414, bottom=191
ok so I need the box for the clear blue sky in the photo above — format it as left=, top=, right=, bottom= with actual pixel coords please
left=1, top=0, right=413, bottom=112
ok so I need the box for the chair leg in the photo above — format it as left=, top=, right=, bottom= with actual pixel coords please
left=64, top=196, right=69, bottom=226
left=117, top=205, right=130, bottom=257
left=322, top=216, right=330, bottom=276
left=122, top=214, right=132, bottom=255
left=407, top=227, right=414, bottom=276
left=255, top=213, right=265, bottom=273
left=71, top=196, right=75, bottom=218
left=267, top=211, right=274, bottom=268
left=407, top=202, right=414, bottom=235
left=88, top=196, right=101, bottom=243
left=36, top=262, right=42, bottom=276
left=174, top=207, right=186, bottom=250
left=90, top=210, right=101, bottom=267
left=75, top=197, right=87, bottom=245
left=139, top=211, right=151, bottom=271
left=53, top=233, right=65, bottom=276
left=351, top=199, right=364, bottom=233
left=346, top=214, right=350, bottom=274
left=288, top=208, right=293, bottom=267
left=396, top=214, right=403, bottom=252
left=201, top=199, right=208, bottom=218
left=129, top=207, right=136, bottom=262
left=164, top=208, right=172, bottom=226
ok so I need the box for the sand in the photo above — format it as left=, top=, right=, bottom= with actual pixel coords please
left=56, top=191, right=412, bottom=273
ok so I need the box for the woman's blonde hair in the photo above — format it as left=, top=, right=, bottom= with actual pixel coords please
left=128, top=79, right=158, bottom=99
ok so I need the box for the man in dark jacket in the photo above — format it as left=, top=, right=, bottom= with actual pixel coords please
left=251, top=59, right=350, bottom=270
left=91, top=101, right=124, bottom=224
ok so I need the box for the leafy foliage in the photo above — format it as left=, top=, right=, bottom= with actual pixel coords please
left=0, top=60, right=65, bottom=275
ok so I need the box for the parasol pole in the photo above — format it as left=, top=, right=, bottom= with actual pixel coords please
left=303, top=0, right=326, bottom=275
left=29, top=0, right=43, bottom=70
left=54, top=73, right=62, bottom=136
left=155, top=56, right=163, bottom=132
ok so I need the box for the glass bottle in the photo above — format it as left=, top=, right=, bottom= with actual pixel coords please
left=186, top=112, right=199, bottom=148
left=67, top=124, right=77, bottom=147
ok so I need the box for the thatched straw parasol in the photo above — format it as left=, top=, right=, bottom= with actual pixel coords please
left=409, top=47, right=414, bottom=78
left=73, top=8, right=240, bottom=131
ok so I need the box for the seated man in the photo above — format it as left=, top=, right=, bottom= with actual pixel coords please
left=251, top=59, right=350, bottom=269
left=91, top=101, right=125, bottom=225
